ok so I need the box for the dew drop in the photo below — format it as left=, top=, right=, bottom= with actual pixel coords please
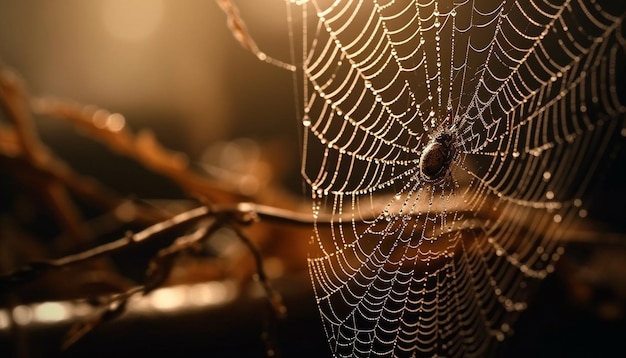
left=542, top=171, right=551, bottom=181
left=302, top=116, right=311, bottom=127
left=545, top=191, right=554, bottom=200
left=512, top=151, right=520, bottom=158
left=450, top=9, right=456, bottom=16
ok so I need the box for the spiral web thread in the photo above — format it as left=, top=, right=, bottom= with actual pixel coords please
left=291, top=0, right=625, bottom=356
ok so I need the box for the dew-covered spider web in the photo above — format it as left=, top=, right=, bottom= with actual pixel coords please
left=285, top=0, right=626, bottom=356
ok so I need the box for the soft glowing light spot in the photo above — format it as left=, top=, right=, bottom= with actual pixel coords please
left=579, top=209, right=588, bottom=218
left=188, top=284, right=216, bottom=306
left=542, top=171, right=551, bottom=181
left=150, top=287, right=185, bottom=310
left=92, top=109, right=111, bottom=128
left=0, top=310, right=10, bottom=329
left=34, top=302, right=69, bottom=322
left=553, top=214, right=562, bottom=223
left=73, top=302, right=94, bottom=317
left=12, top=305, right=33, bottom=326
left=102, top=0, right=164, bottom=42
left=514, top=302, right=527, bottom=311
left=114, top=201, right=137, bottom=222
left=188, top=282, right=229, bottom=306
left=545, top=191, right=554, bottom=200
left=93, top=111, right=125, bottom=132
left=106, top=113, right=126, bottom=132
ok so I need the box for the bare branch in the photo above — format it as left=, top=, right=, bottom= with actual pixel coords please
left=215, top=0, right=296, bottom=71
left=0, top=68, right=91, bottom=247
left=62, top=286, right=143, bottom=350
left=33, top=97, right=253, bottom=204
left=2, top=198, right=620, bottom=294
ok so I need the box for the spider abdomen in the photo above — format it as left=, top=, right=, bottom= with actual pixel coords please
left=419, top=133, right=455, bottom=182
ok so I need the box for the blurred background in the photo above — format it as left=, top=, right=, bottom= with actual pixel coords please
left=0, top=1, right=624, bottom=357
left=0, top=0, right=302, bottom=197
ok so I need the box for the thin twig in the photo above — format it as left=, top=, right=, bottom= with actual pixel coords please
left=33, top=97, right=252, bottom=204
left=0, top=68, right=91, bottom=247
left=143, top=222, right=218, bottom=293
left=0, top=68, right=41, bottom=162
left=3, top=200, right=620, bottom=293
left=231, top=224, right=286, bottom=318
left=0, top=206, right=212, bottom=293
left=62, top=286, right=143, bottom=350
left=215, top=0, right=296, bottom=71
left=231, top=224, right=285, bottom=357
left=0, top=126, right=166, bottom=226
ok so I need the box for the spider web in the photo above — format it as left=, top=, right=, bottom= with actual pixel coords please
left=287, top=0, right=626, bottom=356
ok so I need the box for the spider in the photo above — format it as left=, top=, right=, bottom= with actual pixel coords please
left=419, top=131, right=457, bottom=184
